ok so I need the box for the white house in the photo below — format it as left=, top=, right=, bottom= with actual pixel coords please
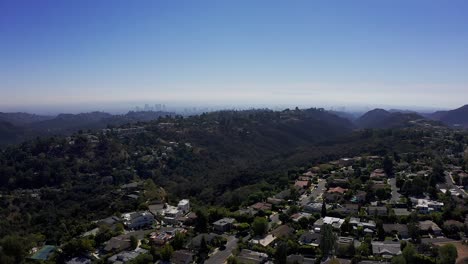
left=313, top=217, right=345, bottom=232
left=122, top=211, right=155, bottom=229
left=178, top=199, right=190, bottom=214
left=163, top=205, right=182, bottom=224
left=413, top=198, right=444, bottom=214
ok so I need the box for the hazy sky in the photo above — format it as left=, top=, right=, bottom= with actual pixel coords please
left=1, top=0, right=468, bottom=113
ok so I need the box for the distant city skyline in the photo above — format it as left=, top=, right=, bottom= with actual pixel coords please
left=1, top=1, right=468, bottom=112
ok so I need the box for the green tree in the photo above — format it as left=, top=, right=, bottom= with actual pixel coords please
left=275, top=241, right=288, bottom=264
left=195, top=209, right=209, bottom=233
left=0, top=236, right=28, bottom=263
left=130, top=235, right=138, bottom=250
left=199, top=236, right=209, bottom=255
left=383, top=155, right=394, bottom=176
left=357, top=240, right=371, bottom=257
left=320, top=224, right=336, bottom=257
left=437, top=244, right=457, bottom=264
left=227, top=256, right=239, bottom=264
left=160, top=243, right=174, bottom=261
left=407, top=221, right=421, bottom=242
left=237, top=223, right=250, bottom=232
left=298, top=217, right=310, bottom=229
left=115, top=223, right=125, bottom=234
left=171, top=232, right=185, bottom=250
left=431, top=158, right=445, bottom=183
left=402, top=243, right=416, bottom=264
left=252, top=217, right=269, bottom=237
left=392, top=255, right=407, bottom=264
left=376, top=220, right=385, bottom=241
left=321, top=201, right=327, bottom=217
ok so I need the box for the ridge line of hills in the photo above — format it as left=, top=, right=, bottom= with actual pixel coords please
left=0, top=110, right=174, bottom=146
left=0, top=104, right=467, bottom=146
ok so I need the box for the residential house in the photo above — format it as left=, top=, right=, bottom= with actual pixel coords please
left=367, top=206, right=387, bottom=216
left=286, top=254, right=316, bottom=264
left=325, top=187, right=348, bottom=202
left=313, top=217, right=345, bottom=232
left=148, top=203, right=165, bottom=217
left=304, top=202, right=323, bottom=213
left=382, top=224, right=409, bottom=239
left=328, top=187, right=348, bottom=194
left=108, top=248, right=147, bottom=263
left=298, top=231, right=321, bottom=246
left=393, top=208, right=411, bottom=217
left=122, top=211, right=155, bottom=229
left=177, top=199, right=190, bottom=214
left=371, top=241, right=402, bottom=258
left=171, top=250, right=194, bottom=264
left=370, top=169, right=387, bottom=180
left=329, top=179, right=350, bottom=188
left=237, top=249, right=268, bottom=264
left=150, top=227, right=186, bottom=246
left=413, top=199, right=444, bottom=214
left=190, top=233, right=217, bottom=249
left=267, top=197, right=284, bottom=205
left=271, top=225, right=294, bottom=239
left=250, top=202, right=272, bottom=211
left=419, top=220, right=443, bottom=236
left=104, top=236, right=131, bottom=253
left=213, top=218, right=235, bottom=233
left=443, top=220, right=464, bottom=231
left=291, top=212, right=311, bottom=222
left=295, top=180, right=310, bottom=189
left=163, top=205, right=182, bottom=224
left=332, top=204, right=359, bottom=216
left=349, top=218, right=376, bottom=234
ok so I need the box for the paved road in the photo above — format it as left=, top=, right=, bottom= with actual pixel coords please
left=388, top=178, right=402, bottom=203
left=300, top=179, right=326, bottom=206
left=311, top=179, right=327, bottom=201
left=444, top=171, right=468, bottom=198
left=205, top=235, right=238, bottom=264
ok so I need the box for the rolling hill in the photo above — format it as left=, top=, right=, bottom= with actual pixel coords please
left=356, top=108, right=423, bottom=129
left=429, top=104, right=468, bottom=128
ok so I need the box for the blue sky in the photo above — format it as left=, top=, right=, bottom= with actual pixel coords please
left=1, top=0, right=468, bottom=113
